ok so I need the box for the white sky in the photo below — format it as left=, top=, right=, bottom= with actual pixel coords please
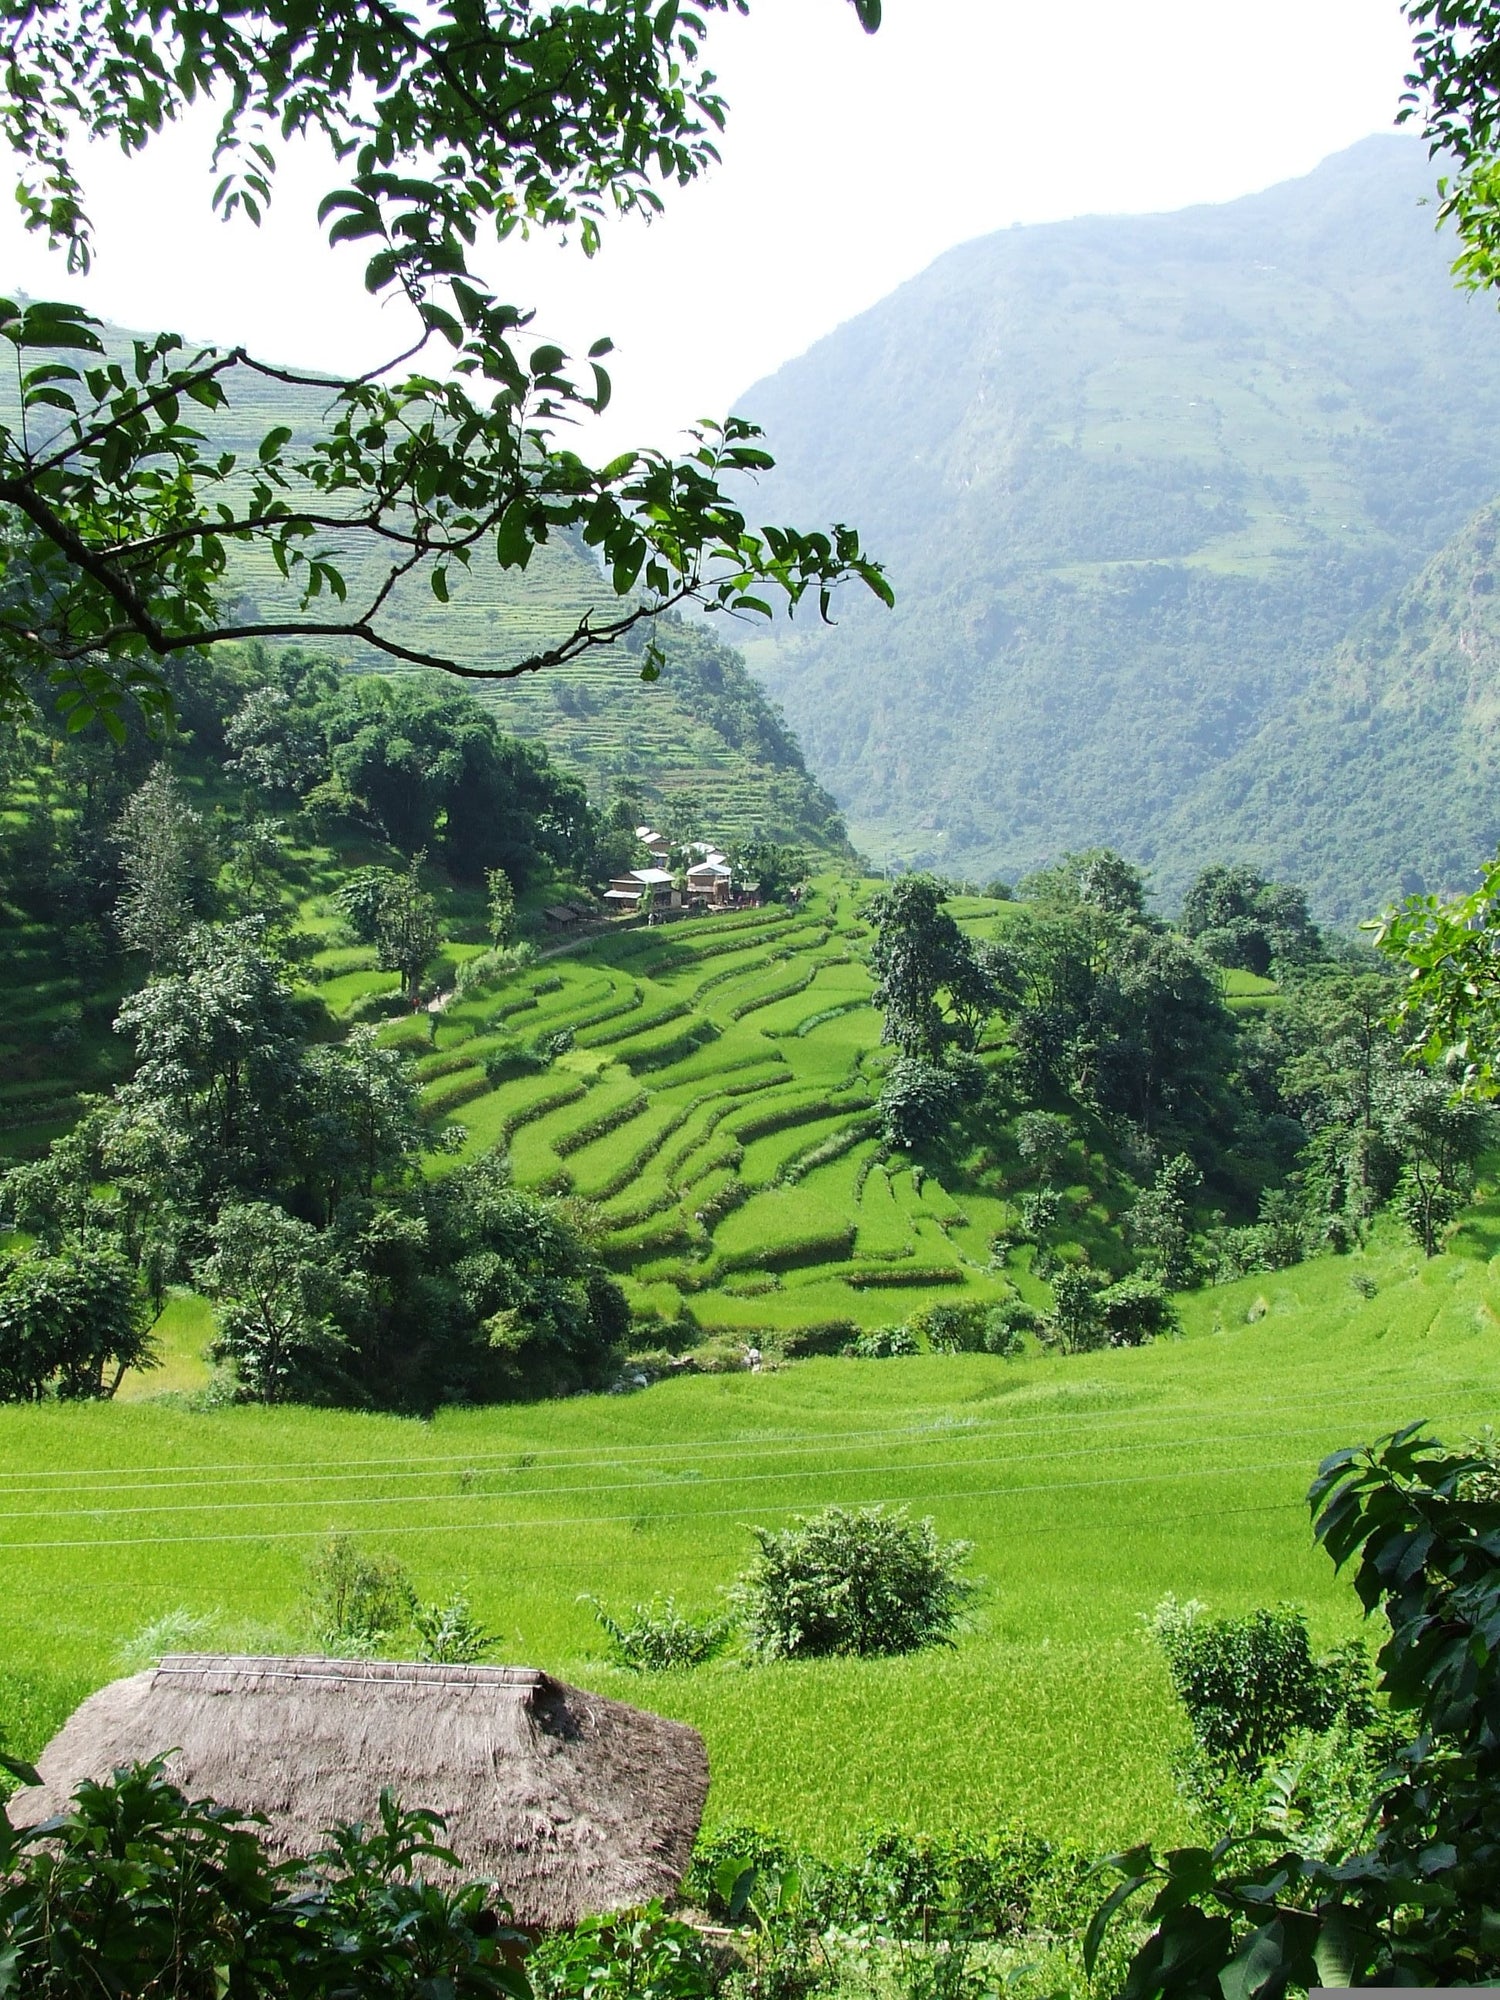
left=0, top=0, right=1418, bottom=458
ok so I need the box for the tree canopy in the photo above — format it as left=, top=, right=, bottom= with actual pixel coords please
left=0, top=0, right=889, bottom=738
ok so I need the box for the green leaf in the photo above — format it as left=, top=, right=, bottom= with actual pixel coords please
left=431, top=567, right=449, bottom=603
left=258, top=426, right=293, bottom=463
left=0, top=1754, right=41, bottom=1786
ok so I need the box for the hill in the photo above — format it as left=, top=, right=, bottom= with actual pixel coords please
left=735, top=135, right=1500, bottom=911
left=0, top=313, right=850, bottom=856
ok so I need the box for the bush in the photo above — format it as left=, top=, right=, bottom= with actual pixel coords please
left=908, top=1300, right=988, bottom=1353
left=585, top=1595, right=736, bottom=1671
left=983, top=1299, right=1041, bottom=1356
left=482, top=1038, right=545, bottom=1085
left=0, top=1761, right=522, bottom=1998
left=879, top=1057, right=961, bottom=1150
left=303, top=1533, right=416, bottom=1654
left=1095, top=1275, right=1178, bottom=1347
left=414, top=1588, right=495, bottom=1664
left=734, top=1504, right=975, bottom=1660
left=1144, top=1596, right=1376, bottom=1775
left=848, top=1323, right=918, bottom=1358
left=532, top=1904, right=716, bottom=2000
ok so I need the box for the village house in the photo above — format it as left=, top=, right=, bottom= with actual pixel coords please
left=603, top=866, right=675, bottom=912
left=684, top=847, right=734, bottom=907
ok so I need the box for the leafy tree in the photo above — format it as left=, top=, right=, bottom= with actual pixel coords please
left=1377, top=843, right=1500, bottom=1093
left=868, top=874, right=1000, bottom=1063
left=301, top=1026, right=434, bottom=1222
left=112, top=763, right=210, bottom=967
left=201, top=1202, right=356, bottom=1404
left=732, top=839, right=809, bottom=904
left=1014, top=1110, right=1071, bottom=1178
left=335, top=866, right=395, bottom=944
left=485, top=867, right=517, bottom=948
left=225, top=682, right=325, bottom=796
left=113, top=920, right=308, bottom=1209
left=1180, top=862, right=1320, bottom=975
left=374, top=855, right=442, bottom=1007
left=0, top=0, right=888, bottom=738
left=1126, top=1153, right=1201, bottom=1288
left=0, top=1240, right=154, bottom=1401
left=1019, top=847, right=1148, bottom=919
left=1376, top=1067, right=1492, bottom=1255
left=735, top=1503, right=975, bottom=1660
left=1047, top=1267, right=1105, bottom=1354
left=1404, top=0, right=1500, bottom=293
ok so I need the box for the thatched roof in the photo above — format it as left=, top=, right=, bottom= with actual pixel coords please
left=10, top=1655, right=709, bottom=1928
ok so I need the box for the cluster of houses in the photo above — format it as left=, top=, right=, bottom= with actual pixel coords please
left=602, top=825, right=744, bottom=917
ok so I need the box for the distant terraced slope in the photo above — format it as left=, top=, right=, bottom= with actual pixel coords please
left=384, top=886, right=1030, bottom=1343
left=0, top=323, right=850, bottom=853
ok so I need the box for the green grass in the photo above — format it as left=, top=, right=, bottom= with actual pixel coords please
left=3, top=1217, right=1495, bottom=1856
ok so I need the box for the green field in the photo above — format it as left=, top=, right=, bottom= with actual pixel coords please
left=2, top=1212, right=1495, bottom=1857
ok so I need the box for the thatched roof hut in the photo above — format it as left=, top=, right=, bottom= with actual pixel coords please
left=10, top=1655, right=709, bottom=1928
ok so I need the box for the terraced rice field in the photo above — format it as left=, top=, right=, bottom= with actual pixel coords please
left=390, top=883, right=1024, bottom=1342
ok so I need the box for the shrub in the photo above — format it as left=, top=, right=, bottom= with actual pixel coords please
left=983, top=1299, right=1041, bottom=1356
left=303, top=1533, right=416, bottom=1654
left=532, top=1904, right=717, bottom=2000
left=0, top=1762, right=521, bottom=1999
left=584, top=1595, right=736, bottom=1671
left=908, top=1300, right=988, bottom=1353
left=685, top=1823, right=795, bottom=1917
left=482, top=1038, right=545, bottom=1085
left=1095, top=1275, right=1179, bottom=1347
left=414, top=1587, right=495, bottom=1664
left=1144, top=1596, right=1376, bottom=1775
left=879, top=1056, right=961, bottom=1150
left=734, top=1504, right=976, bottom=1660
left=848, top=1323, right=918, bottom=1358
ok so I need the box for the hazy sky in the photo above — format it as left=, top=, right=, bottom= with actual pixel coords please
left=0, top=0, right=1419, bottom=457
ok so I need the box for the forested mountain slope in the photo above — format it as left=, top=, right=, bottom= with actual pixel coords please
left=1162, top=500, right=1500, bottom=920
left=736, top=135, right=1500, bottom=909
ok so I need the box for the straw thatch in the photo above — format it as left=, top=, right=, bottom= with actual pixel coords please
left=9, top=1655, right=709, bottom=1928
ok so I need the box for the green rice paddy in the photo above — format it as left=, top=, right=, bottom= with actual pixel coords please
left=384, top=881, right=1028, bottom=1339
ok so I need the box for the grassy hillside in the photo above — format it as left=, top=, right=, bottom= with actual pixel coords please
left=381, top=880, right=1039, bottom=1345
left=2, top=1208, right=1493, bottom=1857
left=736, top=135, right=1500, bottom=909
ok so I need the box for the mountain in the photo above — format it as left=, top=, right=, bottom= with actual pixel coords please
left=734, top=135, right=1500, bottom=912
left=1161, top=498, right=1500, bottom=921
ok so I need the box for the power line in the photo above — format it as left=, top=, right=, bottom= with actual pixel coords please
left=0, top=1432, right=1352, bottom=1520
left=0, top=1457, right=1321, bottom=1552
left=0, top=1390, right=1437, bottom=1501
